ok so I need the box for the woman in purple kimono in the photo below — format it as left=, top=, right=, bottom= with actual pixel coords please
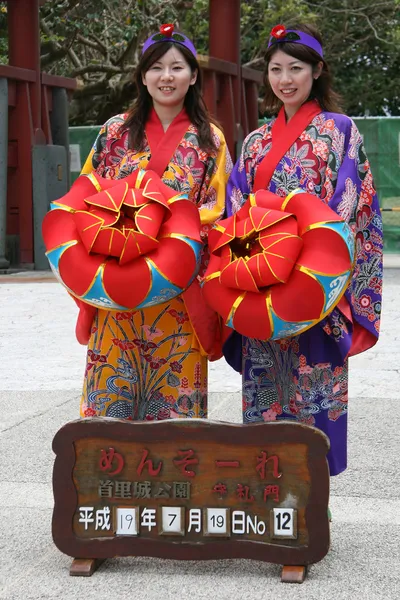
left=224, top=23, right=383, bottom=475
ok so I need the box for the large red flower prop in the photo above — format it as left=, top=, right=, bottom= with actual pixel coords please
left=42, top=170, right=202, bottom=310
left=202, top=189, right=355, bottom=340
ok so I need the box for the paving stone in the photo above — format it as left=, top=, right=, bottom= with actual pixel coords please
left=0, top=261, right=399, bottom=599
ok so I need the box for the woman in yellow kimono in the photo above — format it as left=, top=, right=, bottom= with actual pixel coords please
left=77, top=25, right=232, bottom=420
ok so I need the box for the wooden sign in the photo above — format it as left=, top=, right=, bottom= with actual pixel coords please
left=52, top=418, right=330, bottom=582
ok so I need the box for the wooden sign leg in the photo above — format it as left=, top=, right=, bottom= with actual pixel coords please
left=281, top=565, right=308, bottom=583
left=70, top=558, right=105, bottom=577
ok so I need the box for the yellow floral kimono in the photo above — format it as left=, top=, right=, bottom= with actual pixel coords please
left=79, top=111, right=232, bottom=420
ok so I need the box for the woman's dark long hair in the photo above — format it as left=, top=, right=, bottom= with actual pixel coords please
left=122, top=41, right=218, bottom=152
left=263, top=23, right=343, bottom=115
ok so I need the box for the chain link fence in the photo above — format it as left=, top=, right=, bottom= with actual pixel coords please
left=69, top=117, right=400, bottom=253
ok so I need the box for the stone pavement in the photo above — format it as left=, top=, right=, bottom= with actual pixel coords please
left=0, top=258, right=399, bottom=600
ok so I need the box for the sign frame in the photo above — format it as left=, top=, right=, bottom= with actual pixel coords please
left=52, top=418, right=330, bottom=580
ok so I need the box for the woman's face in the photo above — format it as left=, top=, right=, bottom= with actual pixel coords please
left=142, top=46, right=197, bottom=111
left=267, top=49, right=322, bottom=118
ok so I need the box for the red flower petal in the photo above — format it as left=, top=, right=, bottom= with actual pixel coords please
left=258, top=216, right=298, bottom=248
left=123, top=188, right=147, bottom=208
left=142, top=171, right=175, bottom=205
left=119, top=230, right=159, bottom=264
left=235, top=217, right=255, bottom=239
left=51, top=175, right=99, bottom=212
left=261, top=247, right=300, bottom=284
left=261, top=234, right=303, bottom=280
left=219, top=245, right=232, bottom=271
left=212, top=225, right=237, bottom=254
left=201, top=277, right=241, bottom=324
left=246, top=252, right=282, bottom=287
left=86, top=206, right=118, bottom=227
left=297, top=228, right=352, bottom=274
left=103, top=257, right=151, bottom=307
left=249, top=206, right=293, bottom=232
left=85, top=181, right=128, bottom=213
left=159, top=198, right=201, bottom=242
left=58, top=243, right=104, bottom=296
left=254, top=189, right=284, bottom=211
left=73, top=211, right=103, bottom=253
left=147, top=237, right=197, bottom=288
left=207, top=227, right=223, bottom=252
left=92, top=227, right=127, bottom=258
left=220, top=257, right=259, bottom=293
left=232, top=292, right=272, bottom=339
left=42, top=209, right=79, bottom=249
left=204, top=251, right=224, bottom=279
left=271, top=268, right=325, bottom=322
left=284, top=191, right=339, bottom=233
left=135, top=202, right=166, bottom=238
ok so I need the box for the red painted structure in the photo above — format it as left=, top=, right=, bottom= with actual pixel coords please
left=2, top=0, right=76, bottom=266
left=2, top=0, right=262, bottom=269
left=205, top=0, right=262, bottom=154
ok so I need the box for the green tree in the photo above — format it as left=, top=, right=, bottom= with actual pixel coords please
left=1, top=0, right=397, bottom=122
left=306, top=0, right=400, bottom=115
left=234, top=0, right=400, bottom=116
left=39, top=0, right=185, bottom=124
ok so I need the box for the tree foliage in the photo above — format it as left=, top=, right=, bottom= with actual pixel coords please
left=302, top=0, right=400, bottom=116
left=1, top=0, right=399, bottom=122
left=38, top=0, right=186, bottom=124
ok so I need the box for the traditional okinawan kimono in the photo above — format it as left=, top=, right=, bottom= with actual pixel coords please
left=79, top=108, right=232, bottom=421
left=224, top=100, right=383, bottom=475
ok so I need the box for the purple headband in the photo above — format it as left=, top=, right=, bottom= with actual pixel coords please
left=268, top=25, right=324, bottom=59
left=142, top=24, right=197, bottom=58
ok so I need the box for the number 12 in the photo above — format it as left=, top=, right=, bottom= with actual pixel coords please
left=276, top=512, right=291, bottom=530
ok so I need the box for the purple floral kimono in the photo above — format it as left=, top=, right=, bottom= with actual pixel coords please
left=224, top=110, right=383, bottom=475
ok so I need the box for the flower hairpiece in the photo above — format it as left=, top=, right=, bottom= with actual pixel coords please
left=271, top=24, right=287, bottom=39
left=269, top=25, right=301, bottom=44
left=142, top=23, right=196, bottom=56
left=160, top=23, right=174, bottom=37
left=267, top=25, right=322, bottom=57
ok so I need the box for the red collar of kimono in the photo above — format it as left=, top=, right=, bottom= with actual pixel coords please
left=145, top=106, right=191, bottom=177
left=253, top=99, right=322, bottom=192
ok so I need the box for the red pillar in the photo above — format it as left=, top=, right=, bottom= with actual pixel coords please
left=7, top=0, right=43, bottom=265
left=209, top=0, right=241, bottom=157
left=8, top=0, right=41, bottom=131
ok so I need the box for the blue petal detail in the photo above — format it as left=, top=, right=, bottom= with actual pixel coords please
left=136, top=260, right=183, bottom=308
left=46, top=242, right=76, bottom=274
left=270, top=309, right=314, bottom=340
left=226, top=312, right=235, bottom=329
left=82, top=268, right=127, bottom=310
left=316, top=272, right=352, bottom=313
